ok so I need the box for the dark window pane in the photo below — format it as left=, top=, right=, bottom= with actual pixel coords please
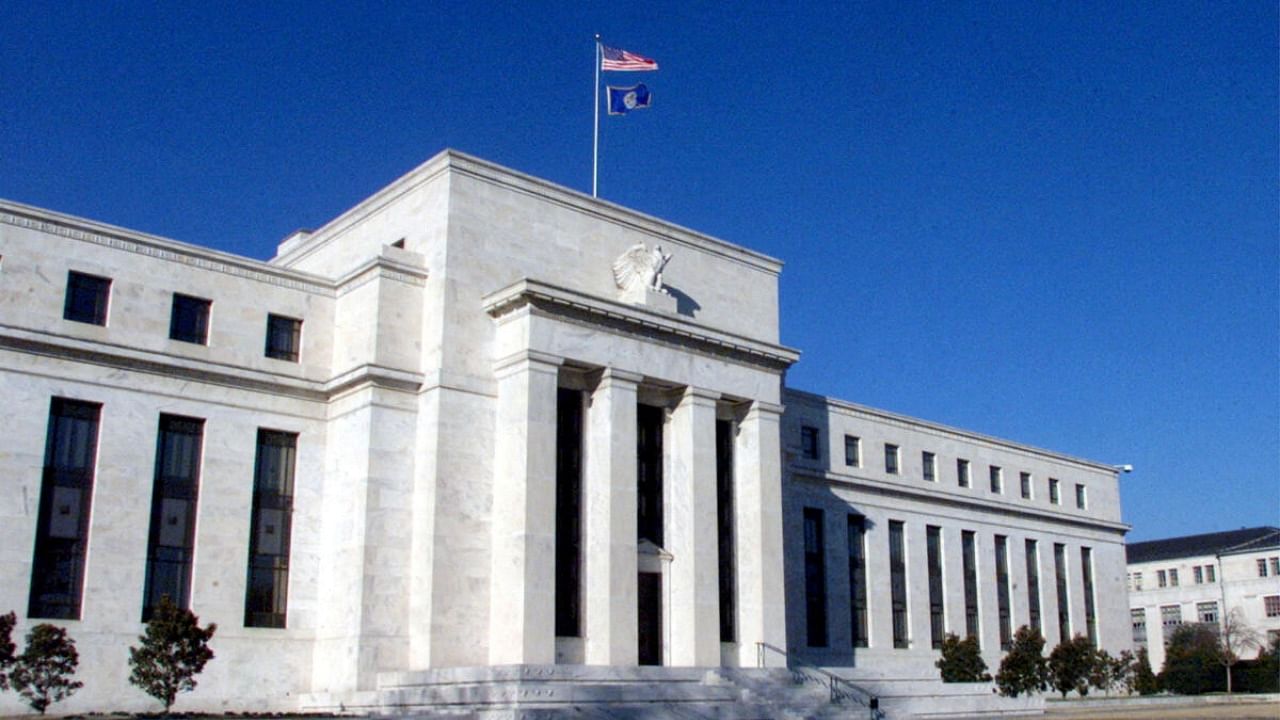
left=848, top=515, right=868, bottom=647
left=170, top=294, right=211, bottom=344
left=927, top=525, right=944, bottom=648
left=265, top=314, right=302, bottom=362
left=962, top=530, right=980, bottom=642
left=996, top=535, right=1012, bottom=650
left=29, top=398, right=102, bottom=619
left=716, top=420, right=736, bottom=642
left=1081, top=547, right=1097, bottom=645
left=1026, top=539, right=1042, bottom=633
left=889, top=520, right=908, bottom=648
left=63, top=271, right=111, bottom=325
left=244, top=429, right=297, bottom=628
left=804, top=508, right=827, bottom=647
left=554, top=388, right=583, bottom=637
left=142, top=414, right=204, bottom=620
left=800, top=426, right=819, bottom=460
left=637, top=404, right=664, bottom=547
left=1055, top=543, right=1071, bottom=641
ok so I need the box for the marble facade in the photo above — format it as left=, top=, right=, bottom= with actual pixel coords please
left=0, top=150, right=1129, bottom=713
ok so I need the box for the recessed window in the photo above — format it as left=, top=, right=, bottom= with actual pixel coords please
left=1194, top=566, right=1203, bottom=584
left=800, top=426, right=820, bottom=460
left=63, top=271, right=111, bottom=325
left=922, top=451, right=936, bottom=482
left=169, top=294, right=211, bottom=345
left=1259, top=559, right=1269, bottom=577
left=1169, top=568, right=1179, bottom=586
left=265, top=314, right=302, bottom=362
left=1160, top=604, right=1182, bottom=630
left=957, top=458, right=970, bottom=488
left=1075, top=483, right=1087, bottom=509
left=989, top=465, right=1003, bottom=494
left=1157, top=569, right=1167, bottom=587
left=1049, top=478, right=1061, bottom=505
left=1265, top=595, right=1280, bottom=618
left=1020, top=472, right=1032, bottom=499
left=1197, top=601, right=1218, bottom=624
left=884, top=443, right=899, bottom=474
left=1272, top=558, right=1279, bottom=576
left=843, top=435, right=860, bottom=467
left=1206, top=565, right=1216, bottom=583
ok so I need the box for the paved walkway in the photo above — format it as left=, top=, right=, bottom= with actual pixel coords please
left=1044, top=698, right=1280, bottom=719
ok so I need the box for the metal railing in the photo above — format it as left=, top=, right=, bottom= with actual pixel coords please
left=756, top=642, right=884, bottom=719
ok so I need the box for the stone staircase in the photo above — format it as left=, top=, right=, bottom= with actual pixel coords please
left=302, top=664, right=879, bottom=719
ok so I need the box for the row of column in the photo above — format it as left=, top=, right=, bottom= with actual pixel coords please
left=488, top=353, right=786, bottom=667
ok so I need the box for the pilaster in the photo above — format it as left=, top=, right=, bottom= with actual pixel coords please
left=732, top=400, right=787, bottom=665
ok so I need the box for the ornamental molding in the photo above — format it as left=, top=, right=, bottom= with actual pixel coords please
left=482, top=278, right=800, bottom=372
left=0, top=205, right=334, bottom=295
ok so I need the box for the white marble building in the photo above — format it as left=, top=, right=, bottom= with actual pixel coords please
left=1127, top=527, right=1280, bottom=671
left=0, top=150, right=1129, bottom=713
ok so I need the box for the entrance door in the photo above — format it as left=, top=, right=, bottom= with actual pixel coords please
left=638, top=572, right=662, bottom=665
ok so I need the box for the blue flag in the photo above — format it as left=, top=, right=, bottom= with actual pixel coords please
left=607, top=84, right=652, bottom=115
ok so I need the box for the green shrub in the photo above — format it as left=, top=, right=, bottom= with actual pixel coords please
left=1158, top=623, right=1225, bottom=695
left=128, top=596, right=217, bottom=712
left=1132, top=646, right=1158, bottom=695
left=936, top=633, right=991, bottom=682
left=8, top=624, right=82, bottom=714
left=995, top=626, right=1049, bottom=697
left=1047, top=634, right=1094, bottom=697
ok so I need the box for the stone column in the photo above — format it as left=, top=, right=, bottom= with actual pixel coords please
left=667, top=387, right=721, bottom=666
left=733, top=400, right=787, bottom=666
left=488, top=350, right=561, bottom=665
left=583, top=368, right=642, bottom=665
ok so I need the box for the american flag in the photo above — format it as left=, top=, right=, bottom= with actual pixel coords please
left=601, top=44, right=659, bottom=71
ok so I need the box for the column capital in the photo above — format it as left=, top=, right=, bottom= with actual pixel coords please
left=679, top=386, right=722, bottom=405
left=743, top=399, right=785, bottom=419
left=493, top=349, right=563, bottom=378
left=593, top=366, right=645, bottom=390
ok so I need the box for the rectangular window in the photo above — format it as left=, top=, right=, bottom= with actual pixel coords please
left=843, top=434, right=860, bottom=467
left=1272, top=558, right=1279, bottom=575
left=716, top=419, right=736, bottom=643
left=637, top=404, right=664, bottom=546
left=1081, top=547, right=1097, bottom=646
left=1157, top=569, right=1167, bottom=587
left=803, top=508, right=827, bottom=647
left=889, top=520, right=909, bottom=648
left=800, top=426, right=820, bottom=460
left=1026, top=539, right=1042, bottom=633
left=142, top=414, right=204, bottom=621
left=1169, top=568, right=1179, bottom=586
left=1075, top=483, right=1087, bottom=509
left=63, top=271, right=111, bottom=325
left=927, top=525, right=945, bottom=649
left=29, top=398, right=102, bottom=619
left=1265, top=595, right=1280, bottom=618
left=1020, top=472, right=1032, bottom=499
left=1131, top=608, right=1147, bottom=646
left=962, top=530, right=980, bottom=641
left=922, top=451, right=936, bottom=482
left=554, top=389, right=584, bottom=637
left=848, top=515, right=868, bottom=648
left=957, top=458, right=971, bottom=487
left=169, top=293, right=212, bottom=345
left=1194, top=566, right=1203, bottom=584
left=1259, top=559, right=1269, bottom=577
left=1049, top=478, right=1061, bottom=504
left=1197, top=601, right=1218, bottom=625
left=1206, top=565, right=1215, bottom=583
left=996, top=535, right=1013, bottom=650
left=265, top=314, right=302, bottom=362
left=1161, top=604, right=1182, bottom=630
left=989, top=465, right=1003, bottom=493
left=244, top=429, right=297, bottom=628
left=885, top=444, right=899, bottom=475
left=1132, top=571, right=1143, bottom=591
left=1054, top=543, right=1070, bottom=641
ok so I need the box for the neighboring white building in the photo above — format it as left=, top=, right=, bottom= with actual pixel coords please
left=0, top=150, right=1130, bottom=714
left=1127, top=527, right=1280, bottom=671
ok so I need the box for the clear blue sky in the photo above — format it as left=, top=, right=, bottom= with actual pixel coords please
left=4, top=2, right=1276, bottom=541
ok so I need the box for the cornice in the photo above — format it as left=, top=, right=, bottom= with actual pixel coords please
left=0, top=201, right=334, bottom=295
left=790, top=466, right=1131, bottom=536
left=0, top=326, right=423, bottom=402
left=482, top=278, right=800, bottom=372
left=783, top=388, right=1121, bottom=475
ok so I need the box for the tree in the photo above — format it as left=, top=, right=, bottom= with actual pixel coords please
left=1217, top=608, right=1262, bottom=693
left=995, top=625, right=1049, bottom=697
left=936, top=633, right=991, bottom=682
left=8, top=624, right=82, bottom=714
left=128, top=595, right=217, bottom=712
left=1107, top=649, right=1137, bottom=695
left=0, top=611, right=16, bottom=691
left=1132, top=646, right=1159, bottom=695
left=1132, top=646, right=1158, bottom=695
left=1047, top=634, right=1094, bottom=697
left=1158, top=623, right=1225, bottom=695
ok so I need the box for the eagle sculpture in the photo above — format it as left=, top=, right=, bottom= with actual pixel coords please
left=612, top=242, right=672, bottom=294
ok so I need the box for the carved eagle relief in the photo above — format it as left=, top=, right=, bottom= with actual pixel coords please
left=612, top=242, right=672, bottom=294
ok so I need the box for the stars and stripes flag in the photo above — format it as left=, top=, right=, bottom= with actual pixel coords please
left=601, top=45, right=659, bottom=71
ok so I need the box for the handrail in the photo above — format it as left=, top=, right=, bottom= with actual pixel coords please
left=756, top=642, right=883, bottom=718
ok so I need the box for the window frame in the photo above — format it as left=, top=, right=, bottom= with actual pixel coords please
left=63, top=271, right=112, bottom=326
left=843, top=435, right=860, bottom=467
left=800, top=426, right=820, bottom=461
left=922, top=451, right=936, bottom=482
left=1020, top=472, right=1033, bottom=500
left=957, top=458, right=970, bottom=488
left=989, top=465, right=1003, bottom=494
left=264, top=314, right=303, bottom=362
left=169, top=293, right=212, bottom=345
left=884, top=443, right=900, bottom=475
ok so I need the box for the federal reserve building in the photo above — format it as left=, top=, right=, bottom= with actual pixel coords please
left=0, top=151, right=1131, bottom=717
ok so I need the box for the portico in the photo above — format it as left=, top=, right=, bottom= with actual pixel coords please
left=483, top=278, right=798, bottom=669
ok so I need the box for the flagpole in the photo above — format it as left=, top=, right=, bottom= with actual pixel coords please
left=593, top=34, right=601, bottom=198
